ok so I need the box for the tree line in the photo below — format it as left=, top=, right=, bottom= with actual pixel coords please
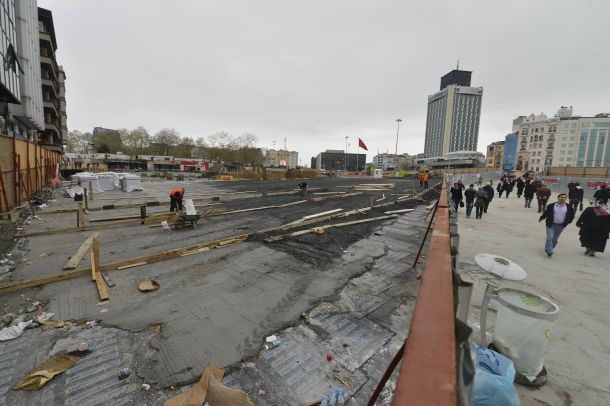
left=65, top=127, right=264, bottom=165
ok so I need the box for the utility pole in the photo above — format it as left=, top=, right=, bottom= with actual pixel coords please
left=344, top=135, right=348, bottom=171
left=395, top=118, right=402, bottom=172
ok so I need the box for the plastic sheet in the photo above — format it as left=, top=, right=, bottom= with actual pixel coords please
left=471, top=346, right=519, bottom=406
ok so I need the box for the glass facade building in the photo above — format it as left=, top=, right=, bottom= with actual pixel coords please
left=503, top=132, right=518, bottom=171
left=553, top=116, right=610, bottom=168
left=0, top=0, right=21, bottom=104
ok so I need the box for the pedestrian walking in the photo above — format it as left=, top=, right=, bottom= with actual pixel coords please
left=576, top=199, right=610, bottom=257
left=516, top=177, right=525, bottom=198
left=567, top=182, right=584, bottom=212
left=464, top=184, right=477, bottom=218
left=423, top=172, right=429, bottom=189
left=450, top=183, right=464, bottom=212
left=474, top=187, right=488, bottom=219
left=523, top=180, right=536, bottom=208
left=496, top=181, right=503, bottom=198
left=536, top=183, right=552, bottom=213
left=539, top=193, right=575, bottom=257
left=593, top=183, right=610, bottom=204
left=483, top=182, right=494, bottom=213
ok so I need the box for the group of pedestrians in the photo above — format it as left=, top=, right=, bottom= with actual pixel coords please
left=451, top=173, right=610, bottom=258
left=450, top=180, right=495, bottom=219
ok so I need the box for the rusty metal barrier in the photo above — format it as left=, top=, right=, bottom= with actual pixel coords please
left=391, top=181, right=456, bottom=405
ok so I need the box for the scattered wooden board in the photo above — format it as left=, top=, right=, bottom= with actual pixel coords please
left=0, top=234, right=249, bottom=295
left=116, top=262, right=147, bottom=270
left=384, top=209, right=415, bottom=214
left=63, top=233, right=98, bottom=270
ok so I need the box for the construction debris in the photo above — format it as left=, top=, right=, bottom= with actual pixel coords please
left=164, top=364, right=253, bottom=406
left=353, top=183, right=395, bottom=190
left=138, top=279, right=160, bottom=292
left=14, top=354, right=82, bottom=390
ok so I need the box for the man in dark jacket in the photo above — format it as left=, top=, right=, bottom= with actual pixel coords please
left=523, top=180, right=536, bottom=208
left=539, top=193, right=575, bottom=257
left=516, top=178, right=525, bottom=198
left=483, top=182, right=494, bottom=213
left=464, top=184, right=477, bottom=218
left=450, top=183, right=463, bottom=212
left=593, top=183, right=610, bottom=204
left=567, top=182, right=584, bottom=212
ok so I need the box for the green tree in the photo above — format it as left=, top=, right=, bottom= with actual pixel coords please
left=65, top=130, right=92, bottom=153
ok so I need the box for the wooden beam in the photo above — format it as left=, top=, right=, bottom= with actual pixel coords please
left=287, top=215, right=398, bottom=237
left=301, top=208, right=343, bottom=221
left=309, top=192, right=362, bottom=202
left=222, top=205, right=278, bottom=215
left=64, top=233, right=98, bottom=270
left=116, top=261, right=147, bottom=270
left=384, top=209, right=415, bottom=215
left=95, top=271, right=109, bottom=301
left=91, top=236, right=99, bottom=281
left=0, top=234, right=249, bottom=295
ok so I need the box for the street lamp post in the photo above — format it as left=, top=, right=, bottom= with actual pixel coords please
left=344, top=135, right=348, bottom=172
left=395, top=118, right=402, bottom=172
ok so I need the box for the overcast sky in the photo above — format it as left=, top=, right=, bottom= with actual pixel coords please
left=40, top=0, right=610, bottom=165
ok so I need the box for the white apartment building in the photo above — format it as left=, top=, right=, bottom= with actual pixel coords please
left=553, top=113, right=610, bottom=167
left=372, top=153, right=414, bottom=170
left=516, top=113, right=559, bottom=173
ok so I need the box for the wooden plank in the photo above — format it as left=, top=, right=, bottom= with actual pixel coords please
left=384, top=209, right=415, bottom=214
left=287, top=214, right=398, bottom=237
left=309, top=192, right=362, bottom=202
left=0, top=234, right=249, bottom=294
left=78, top=202, right=85, bottom=228
left=0, top=269, right=89, bottom=293
left=301, top=208, right=343, bottom=221
left=278, top=200, right=307, bottom=207
left=91, top=236, right=99, bottom=281
left=222, top=205, right=278, bottom=215
left=95, top=271, right=109, bottom=301
left=116, top=261, right=147, bottom=270
left=63, top=233, right=98, bottom=270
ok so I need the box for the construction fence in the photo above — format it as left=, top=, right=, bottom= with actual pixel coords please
left=0, top=135, right=62, bottom=215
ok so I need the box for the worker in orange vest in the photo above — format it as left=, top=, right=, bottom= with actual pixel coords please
left=169, top=187, right=185, bottom=212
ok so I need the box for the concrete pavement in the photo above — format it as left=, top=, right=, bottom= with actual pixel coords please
left=457, top=192, right=610, bottom=405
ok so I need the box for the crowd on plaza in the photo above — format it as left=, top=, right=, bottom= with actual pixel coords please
left=449, top=173, right=610, bottom=258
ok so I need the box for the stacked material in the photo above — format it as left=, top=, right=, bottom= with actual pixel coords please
left=70, top=172, right=142, bottom=193
left=70, top=173, right=104, bottom=193
left=353, top=183, right=395, bottom=191
left=120, top=174, right=143, bottom=192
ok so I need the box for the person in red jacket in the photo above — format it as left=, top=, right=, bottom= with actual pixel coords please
left=169, top=187, right=185, bottom=212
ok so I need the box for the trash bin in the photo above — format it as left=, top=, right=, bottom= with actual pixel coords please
left=492, top=288, right=559, bottom=381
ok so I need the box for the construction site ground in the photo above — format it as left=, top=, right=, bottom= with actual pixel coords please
left=0, top=176, right=439, bottom=405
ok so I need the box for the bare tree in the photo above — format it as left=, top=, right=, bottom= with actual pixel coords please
left=153, top=128, right=180, bottom=156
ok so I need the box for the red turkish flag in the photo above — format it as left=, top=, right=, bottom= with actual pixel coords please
left=358, top=138, right=368, bottom=151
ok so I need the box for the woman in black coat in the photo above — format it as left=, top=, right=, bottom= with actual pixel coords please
left=576, top=200, right=610, bottom=256
left=516, top=178, right=525, bottom=198
left=523, top=181, right=536, bottom=208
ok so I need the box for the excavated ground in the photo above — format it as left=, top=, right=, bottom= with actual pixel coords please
left=0, top=176, right=439, bottom=405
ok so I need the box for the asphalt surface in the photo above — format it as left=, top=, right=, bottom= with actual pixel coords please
left=0, top=176, right=439, bottom=405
